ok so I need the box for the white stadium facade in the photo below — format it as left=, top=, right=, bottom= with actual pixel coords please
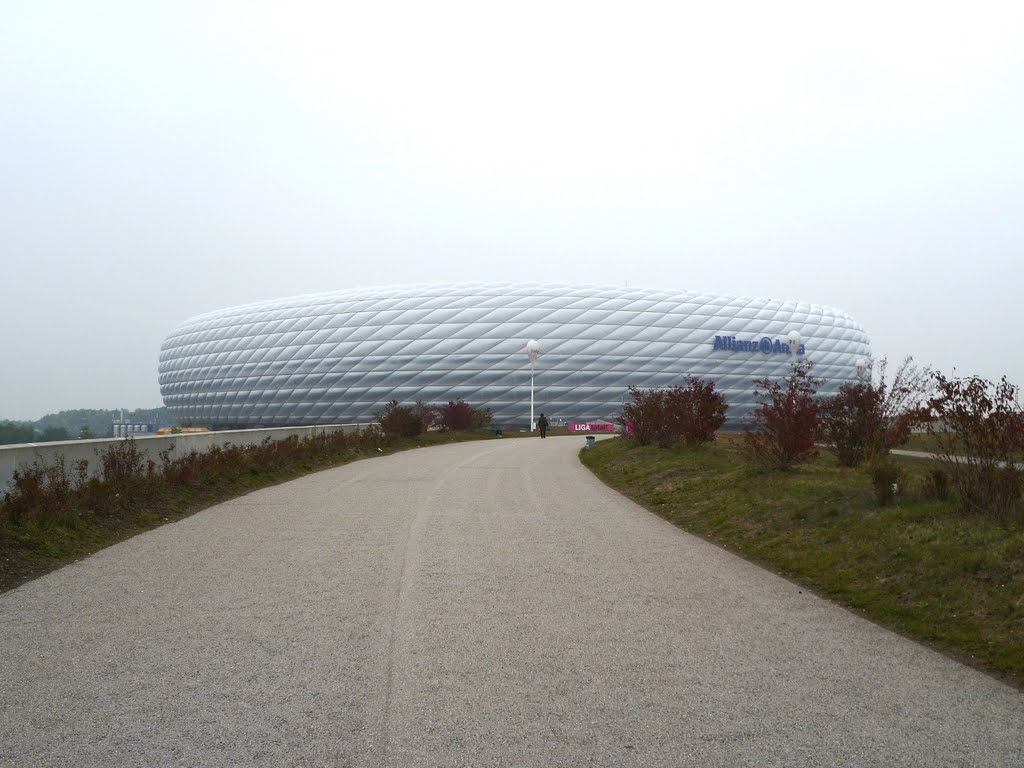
left=158, top=282, right=871, bottom=429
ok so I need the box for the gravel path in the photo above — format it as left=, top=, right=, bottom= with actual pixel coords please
left=1, top=436, right=1021, bottom=767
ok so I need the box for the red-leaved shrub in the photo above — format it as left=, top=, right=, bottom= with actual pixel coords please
left=621, top=379, right=728, bottom=448
left=665, top=378, right=728, bottom=447
left=744, top=360, right=821, bottom=470
left=438, top=399, right=475, bottom=431
left=927, top=373, right=1024, bottom=520
left=819, top=357, right=930, bottom=467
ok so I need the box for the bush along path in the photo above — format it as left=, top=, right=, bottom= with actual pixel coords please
left=0, top=427, right=499, bottom=593
left=580, top=434, right=1024, bottom=688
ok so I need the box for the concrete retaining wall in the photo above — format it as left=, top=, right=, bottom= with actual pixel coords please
left=0, top=424, right=370, bottom=492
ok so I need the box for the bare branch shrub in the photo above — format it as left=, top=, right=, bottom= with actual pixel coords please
left=99, top=437, right=146, bottom=485
left=411, top=400, right=438, bottom=433
left=471, top=405, right=493, bottom=429
left=819, top=357, right=931, bottom=467
left=3, top=456, right=77, bottom=525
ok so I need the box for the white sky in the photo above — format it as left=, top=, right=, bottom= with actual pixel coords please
left=2, top=1, right=1022, bottom=419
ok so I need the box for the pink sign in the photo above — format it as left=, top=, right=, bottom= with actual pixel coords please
left=568, top=422, right=617, bottom=433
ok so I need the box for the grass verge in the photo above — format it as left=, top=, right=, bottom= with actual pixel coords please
left=580, top=434, right=1024, bottom=687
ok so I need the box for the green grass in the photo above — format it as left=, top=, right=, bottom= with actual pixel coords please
left=901, top=432, right=962, bottom=454
left=580, top=434, right=1024, bottom=687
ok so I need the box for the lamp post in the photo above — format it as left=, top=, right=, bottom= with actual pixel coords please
left=786, top=330, right=802, bottom=359
left=785, top=330, right=803, bottom=416
left=525, top=339, right=541, bottom=430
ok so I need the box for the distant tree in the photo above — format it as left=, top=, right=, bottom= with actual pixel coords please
left=33, top=407, right=175, bottom=439
left=38, top=426, right=70, bottom=442
left=0, top=421, right=34, bottom=445
left=78, top=426, right=94, bottom=440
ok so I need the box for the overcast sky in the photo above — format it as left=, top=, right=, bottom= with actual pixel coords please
left=2, top=1, right=1022, bottom=420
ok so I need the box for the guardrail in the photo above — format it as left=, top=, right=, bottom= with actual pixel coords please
left=0, top=424, right=372, bottom=492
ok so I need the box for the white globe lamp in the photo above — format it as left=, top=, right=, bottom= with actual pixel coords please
left=787, top=330, right=802, bottom=358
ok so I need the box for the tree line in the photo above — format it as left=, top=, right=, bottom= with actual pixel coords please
left=0, top=407, right=177, bottom=445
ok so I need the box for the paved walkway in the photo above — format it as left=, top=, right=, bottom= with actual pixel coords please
left=891, top=448, right=1023, bottom=468
left=1, top=437, right=1021, bottom=767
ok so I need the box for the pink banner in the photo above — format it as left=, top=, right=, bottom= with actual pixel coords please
left=568, top=422, right=617, bottom=433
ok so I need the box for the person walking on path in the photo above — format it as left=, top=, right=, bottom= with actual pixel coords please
left=537, top=413, right=549, bottom=438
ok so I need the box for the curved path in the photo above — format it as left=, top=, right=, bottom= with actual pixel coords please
left=1, top=437, right=1021, bottom=767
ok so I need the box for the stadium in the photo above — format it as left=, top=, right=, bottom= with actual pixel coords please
left=158, top=283, right=871, bottom=428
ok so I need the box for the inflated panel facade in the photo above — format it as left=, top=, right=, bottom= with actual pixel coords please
left=158, top=283, right=871, bottom=427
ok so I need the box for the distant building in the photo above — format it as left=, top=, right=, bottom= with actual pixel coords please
left=159, top=282, right=871, bottom=427
left=111, top=423, right=152, bottom=438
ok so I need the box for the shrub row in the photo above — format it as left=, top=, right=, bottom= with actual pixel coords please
left=620, top=359, right=1024, bottom=523
left=374, top=399, right=492, bottom=438
left=1, top=428, right=387, bottom=528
